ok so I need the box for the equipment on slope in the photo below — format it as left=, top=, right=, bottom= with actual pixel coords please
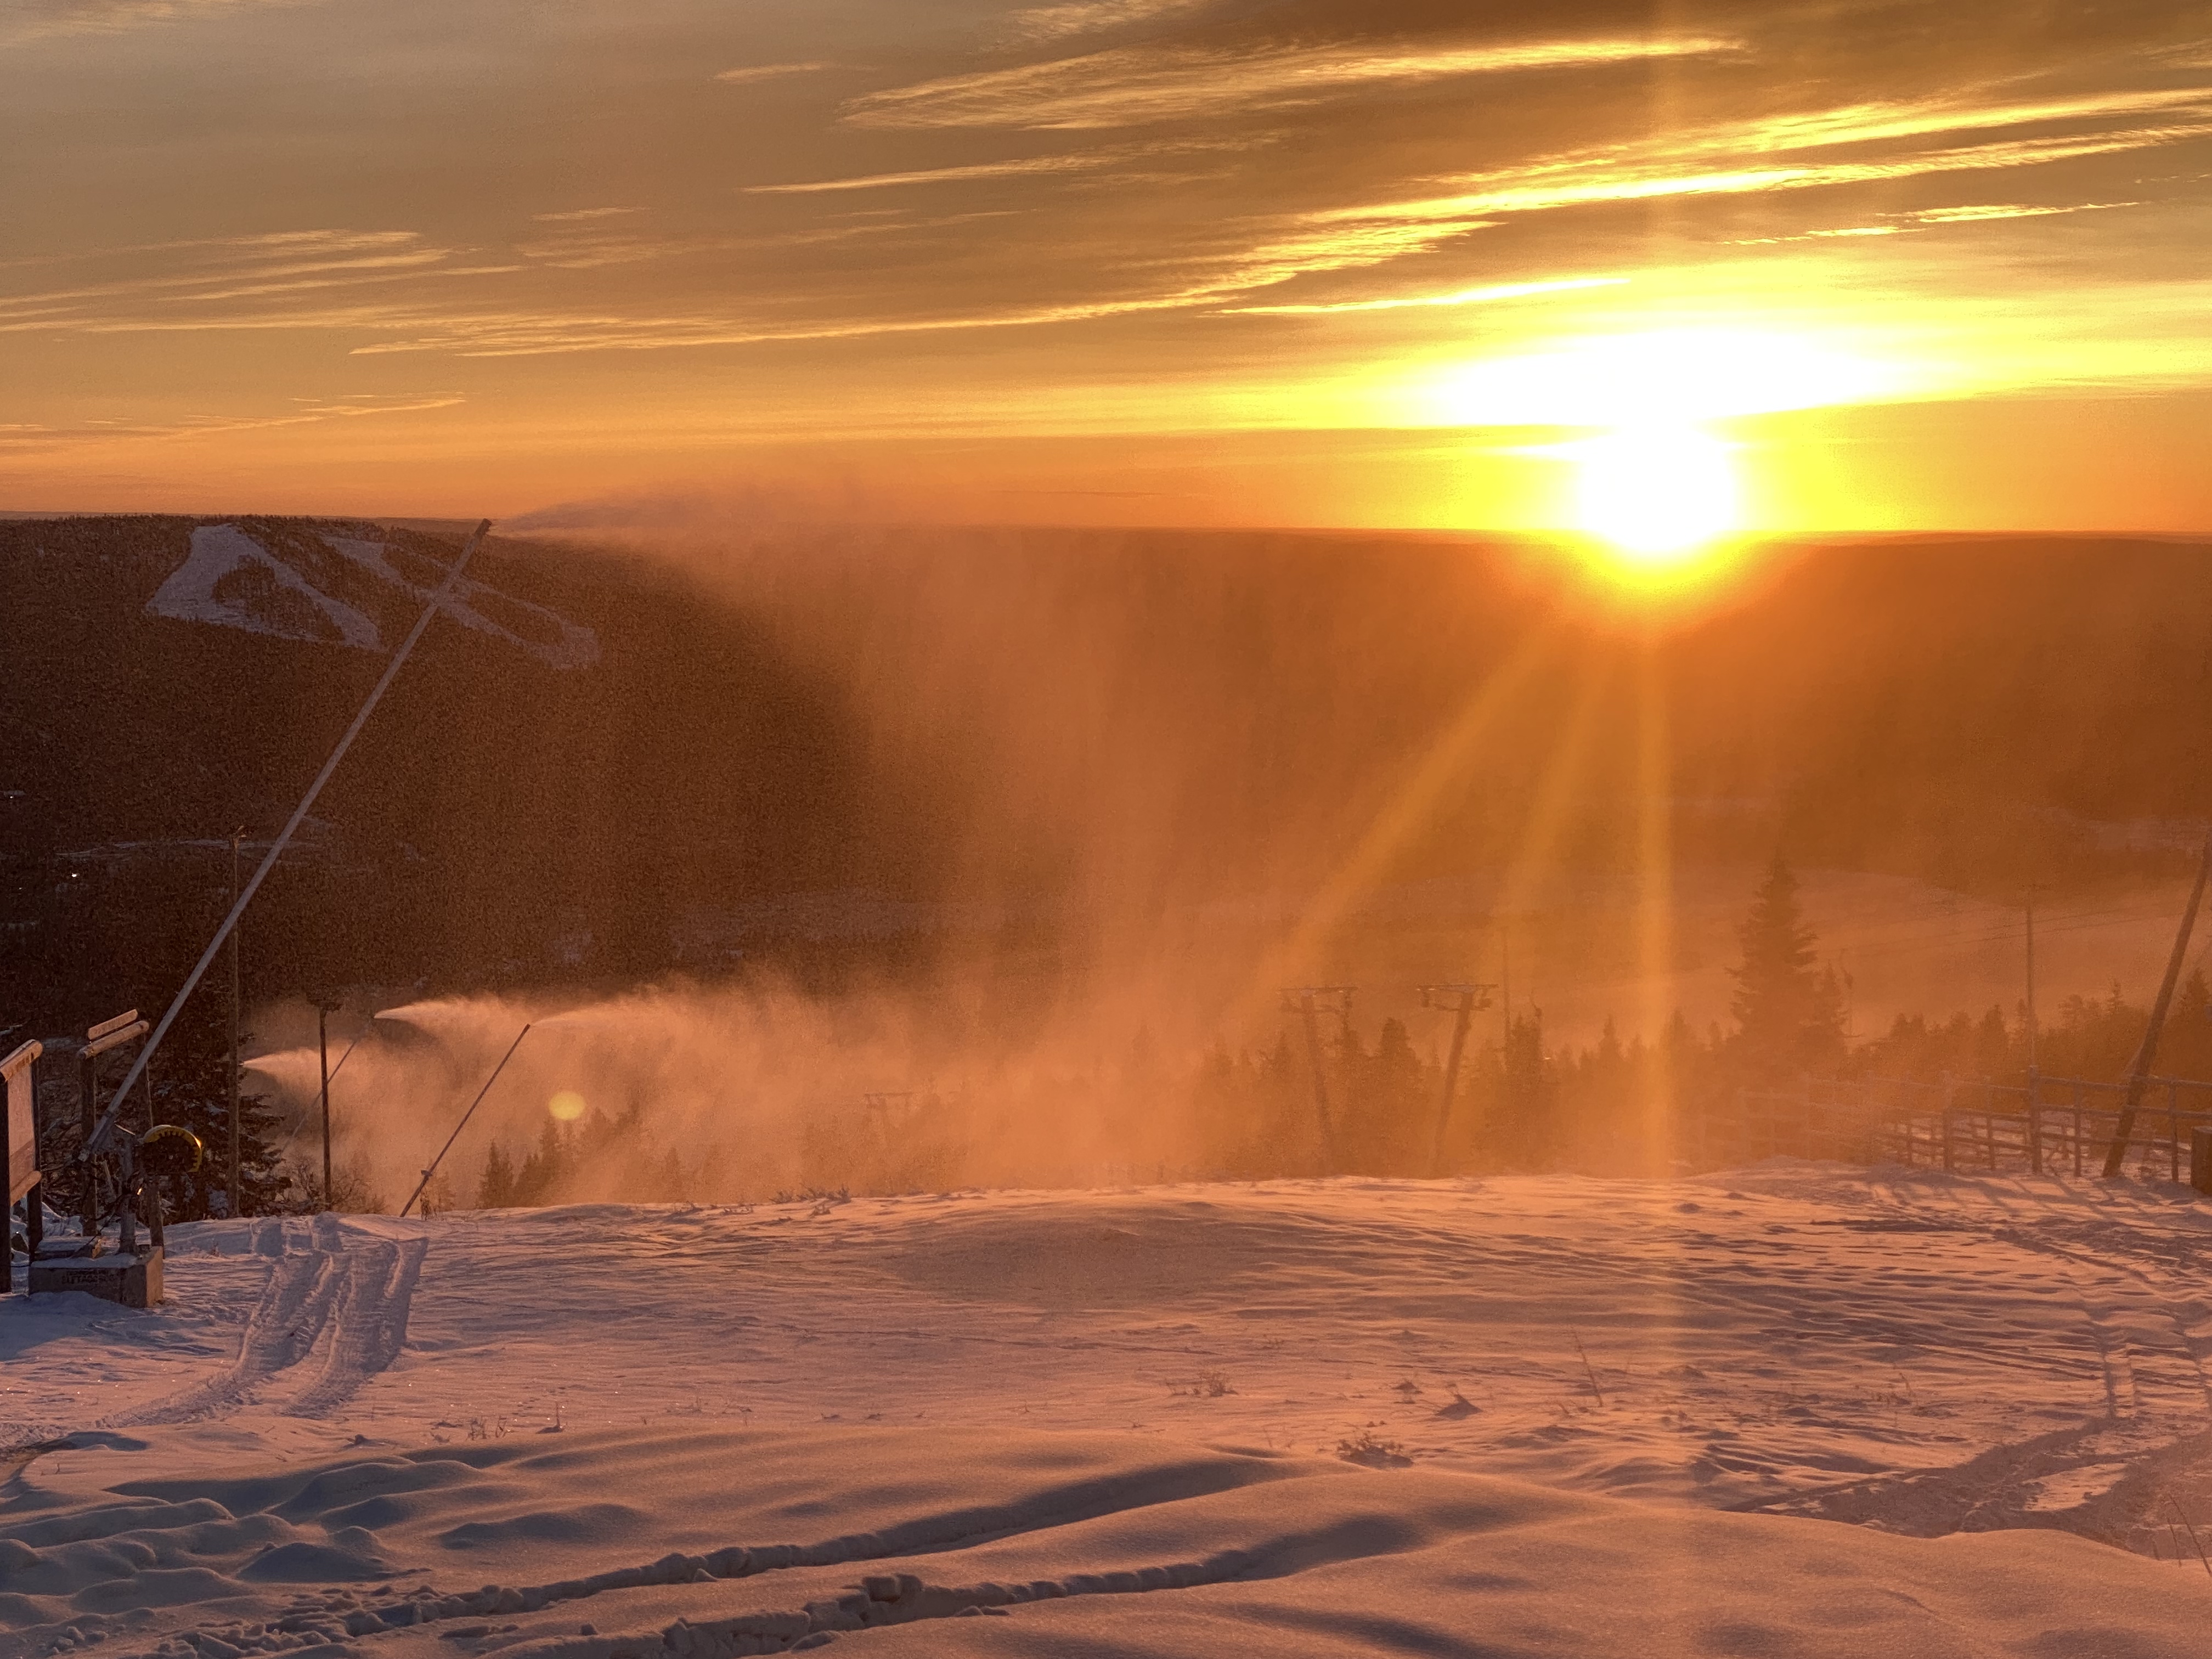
left=3, top=1040, right=42, bottom=1295
left=402, top=1023, right=535, bottom=1218
left=141, top=1123, right=204, bottom=1174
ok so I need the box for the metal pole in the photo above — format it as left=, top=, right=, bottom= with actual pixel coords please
left=1421, top=985, right=1489, bottom=1177
left=402, top=1023, right=533, bottom=1218
left=78, top=1047, right=98, bottom=1235
left=1280, top=989, right=1350, bottom=1175
left=2102, top=831, right=2212, bottom=1177
left=2027, top=1068, right=2042, bottom=1176
left=318, top=1005, right=332, bottom=1212
left=1500, top=931, right=1511, bottom=1047
left=2024, top=891, right=2039, bottom=1072
left=228, top=826, right=241, bottom=1217
left=1436, top=995, right=1472, bottom=1176
left=1298, top=995, right=1338, bottom=1174
left=81, top=521, right=494, bottom=1161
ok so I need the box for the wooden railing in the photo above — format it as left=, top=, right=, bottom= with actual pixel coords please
left=1701, top=1073, right=2212, bottom=1183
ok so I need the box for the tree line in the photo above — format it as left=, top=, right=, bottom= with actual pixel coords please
left=25, top=857, right=2207, bottom=1220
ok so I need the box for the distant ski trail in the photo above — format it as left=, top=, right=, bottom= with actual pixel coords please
left=108, top=1218, right=424, bottom=1429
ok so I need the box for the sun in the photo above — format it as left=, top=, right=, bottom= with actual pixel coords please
left=1571, top=423, right=1740, bottom=568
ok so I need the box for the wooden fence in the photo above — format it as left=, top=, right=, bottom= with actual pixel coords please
left=1702, top=1073, right=2212, bottom=1183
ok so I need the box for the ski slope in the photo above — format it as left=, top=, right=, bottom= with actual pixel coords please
left=5, top=1166, right=2212, bottom=1657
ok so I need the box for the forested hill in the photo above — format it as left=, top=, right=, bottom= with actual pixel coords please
left=0, top=515, right=898, bottom=1037
left=3, top=518, right=2208, bottom=1043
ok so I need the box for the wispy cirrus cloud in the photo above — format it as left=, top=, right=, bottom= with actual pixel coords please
left=742, top=151, right=1125, bottom=195
left=1912, top=200, right=2138, bottom=222
left=740, top=134, right=1252, bottom=194
left=1707, top=83, right=2212, bottom=158
left=1306, top=114, right=2212, bottom=236
left=0, top=230, right=459, bottom=331
left=1724, top=198, right=2140, bottom=244
left=1221, top=276, right=1629, bottom=316
left=715, top=61, right=847, bottom=85
left=0, top=0, right=304, bottom=45
left=994, top=0, right=1214, bottom=46
left=531, top=206, right=644, bottom=223
left=0, top=391, right=462, bottom=452
left=843, top=33, right=1740, bottom=129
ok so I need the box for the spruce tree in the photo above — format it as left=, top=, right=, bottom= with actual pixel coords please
left=1490, top=1012, right=1555, bottom=1166
left=1728, top=857, right=1846, bottom=1082
left=147, top=999, right=294, bottom=1218
left=38, top=996, right=294, bottom=1222
left=477, top=1142, right=517, bottom=1209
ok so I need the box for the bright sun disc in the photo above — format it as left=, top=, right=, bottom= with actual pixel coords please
left=548, top=1090, right=586, bottom=1122
left=1574, top=424, right=1739, bottom=565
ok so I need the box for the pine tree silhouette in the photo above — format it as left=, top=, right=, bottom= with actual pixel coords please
left=1729, top=857, right=1845, bottom=1082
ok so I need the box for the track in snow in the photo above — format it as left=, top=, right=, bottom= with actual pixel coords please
left=109, top=1215, right=426, bottom=1429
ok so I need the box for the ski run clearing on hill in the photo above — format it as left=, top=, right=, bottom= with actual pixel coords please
left=6, top=1165, right=2212, bottom=1657
left=145, top=524, right=600, bottom=669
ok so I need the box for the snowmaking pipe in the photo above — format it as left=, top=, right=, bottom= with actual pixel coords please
left=2100, top=828, right=2212, bottom=1178
left=270, top=1027, right=369, bottom=1164
left=402, top=1022, right=533, bottom=1217
left=82, top=519, right=494, bottom=1160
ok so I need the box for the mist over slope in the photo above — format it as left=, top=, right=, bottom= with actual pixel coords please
left=3, top=517, right=2207, bottom=1051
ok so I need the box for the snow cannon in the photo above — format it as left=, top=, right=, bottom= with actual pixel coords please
left=140, top=1124, right=205, bottom=1175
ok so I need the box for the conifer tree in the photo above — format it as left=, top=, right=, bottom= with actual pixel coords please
left=45, top=997, right=296, bottom=1221
left=1728, top=857, right=1846, bottom=1082
left=477, top=1142, right=517, bottom=1209
left=1489, top=1012, right=1555, bottom=1166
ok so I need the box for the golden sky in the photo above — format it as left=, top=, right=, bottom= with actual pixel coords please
left=3, top=0, right=2209, bottom=528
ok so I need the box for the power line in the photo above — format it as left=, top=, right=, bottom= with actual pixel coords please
left=1830, top=901, right=2187, bottom=962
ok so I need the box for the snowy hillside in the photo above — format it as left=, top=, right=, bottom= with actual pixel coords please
left=5, top=1166, right=2211, bottom=1657
left=148, top=524, right=599, bottom=669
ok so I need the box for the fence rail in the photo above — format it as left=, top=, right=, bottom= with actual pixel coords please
left=1702, top=1072, right=2212, bottom=1183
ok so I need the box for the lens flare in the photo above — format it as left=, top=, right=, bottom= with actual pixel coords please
left=1572, top=424, right=1739, bottom=566
left=548, top=1089, right=588, bottom=1122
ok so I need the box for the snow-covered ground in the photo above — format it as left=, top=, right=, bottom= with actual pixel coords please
left=7, top=1165, right=2212, bottom=1656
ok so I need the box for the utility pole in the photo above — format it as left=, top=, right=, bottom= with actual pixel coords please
left=2102, top=833, right=2212, bottom=1178
left=227, top=827, right=242, bottom=1218
left=1419, top=983, right=1493, bottom=1176
left=2022, top=884, right=2051, bottom=1073
left=318, top=1003, right=332, bottom=1212
left=1280, top=987, right=1354, bottom=1175
left=78, top=1043, right=99, bottom=1237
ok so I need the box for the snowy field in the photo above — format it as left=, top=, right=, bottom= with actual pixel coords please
left=7, top=1165, right=2212, bottom=1657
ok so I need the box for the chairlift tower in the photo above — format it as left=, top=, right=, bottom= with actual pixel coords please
left=1418, top=983, right=1494, bottom=1177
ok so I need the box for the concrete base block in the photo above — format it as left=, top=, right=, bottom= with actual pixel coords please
left=30, top=1242, right=162, bottom=1307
